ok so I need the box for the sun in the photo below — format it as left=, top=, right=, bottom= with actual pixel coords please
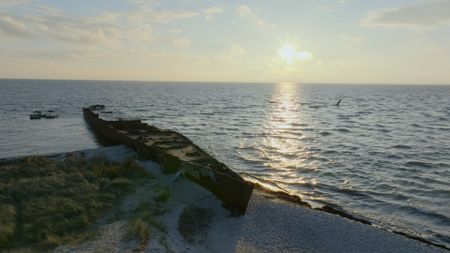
left=276, top=42, right=314, bottom=66
left=277, top=43, right=297, bottom=65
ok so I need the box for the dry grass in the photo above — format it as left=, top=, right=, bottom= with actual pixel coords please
left=125, top=198, right=170, bottom=251
left=0, top=154, right=152, bottom=251
left=128, top=218, right=150, bottom=249
left=178, top=205, right=213, bottom=243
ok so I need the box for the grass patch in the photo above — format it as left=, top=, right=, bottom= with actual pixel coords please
left=178, top=205, right=213, bottom=243
left=127, top=218, right=149, bottom=249
left=0, top=204, right=16, bottom=247
left=0, top=154, right=152, bottom=251
left=125, top=200, right=170, bottom=251
left=133, top=201, right=168, bottom=234
left=153, top=185, right=171, bottom=203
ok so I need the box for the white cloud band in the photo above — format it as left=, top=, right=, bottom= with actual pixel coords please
left=362, top=0, right=450, bottom=30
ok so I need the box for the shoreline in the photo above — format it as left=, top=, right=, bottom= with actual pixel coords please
left=252, top=182, right=449, bottom=251
left=1, top=145, right=448, bottom=252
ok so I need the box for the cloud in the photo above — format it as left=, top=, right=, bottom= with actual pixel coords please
left=362, top=1, right=450, bottom=29
left=0, top=0, right=30, bottom=8
left=128, top=6, right=199, bottom=23
left=126, top=0, right=200, bottom=23
left=236, top=5, right=274, bottom=28
left=339, top=33, right=364, bottom=44
left=150, top=10, right=199, bottom=23
left=230, top=44, right=246, bottom=56
left=338, top=0, right=350, bottom=5
left=0, top=47, right=115, bottom=60
left=219, top=44, right=246, bottom=64
left=0, top=3, right=201, bottom=42
left=171, top=37, right=190, bottom=47
left=39, top=20, right=121, bottom=44
left=203, top=6, right=224, bottom=20
left=316, top=0, right=351, bottom=13
left=0, top=2, right=202, bottom=46
left=316, top=4, right=334, bottom=13
left=0, top=9, right=126, bottom=44
left=0, top=1, right=209, bottom=63
left=0, top=14, right=32, bottom=37
left=126, top=26, right=153, bottom=43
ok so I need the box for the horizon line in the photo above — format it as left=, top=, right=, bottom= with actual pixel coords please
left=0, top=78, right=449, bottom=86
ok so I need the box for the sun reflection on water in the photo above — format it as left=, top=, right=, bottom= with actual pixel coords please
left=256, top=83, right=325, bottom=204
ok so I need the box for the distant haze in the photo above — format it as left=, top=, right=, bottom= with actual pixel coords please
left=0, top=0, right=450, bottom=84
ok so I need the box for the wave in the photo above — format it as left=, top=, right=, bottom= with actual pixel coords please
left=398, top=205, right=450, bottom=227
left=392, top=144, right=412, bottom=149
left=404, top=161, right=434, bottom=168
left=334, top=128, right=351, bottom=133
left=385, top=154, right=402, bottom=159
left=291, top=123, right=309, bottom=127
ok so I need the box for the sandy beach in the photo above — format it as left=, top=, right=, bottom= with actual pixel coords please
left=42, top=145, right=446, bottom=253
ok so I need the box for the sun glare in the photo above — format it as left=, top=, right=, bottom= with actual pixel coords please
left=276, top=43, right=314, bottom=66
left=278, top=43, right=297, bottom=64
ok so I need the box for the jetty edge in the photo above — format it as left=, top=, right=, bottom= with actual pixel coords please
left=83, top=105, right=254, bottom=215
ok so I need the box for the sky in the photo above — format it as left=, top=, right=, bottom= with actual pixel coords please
left=0, top=0, right=449, bottom=84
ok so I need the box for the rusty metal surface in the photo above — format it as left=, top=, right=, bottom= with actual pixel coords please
left=83, top=107, right=254, bottom=214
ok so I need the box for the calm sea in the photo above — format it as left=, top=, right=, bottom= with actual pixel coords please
left=1, top=79, right=449, bottom=247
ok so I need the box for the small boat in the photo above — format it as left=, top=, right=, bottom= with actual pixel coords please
left=90, top=104, right=105, bottom=110
left=42, top=113, right=58, bottom=119
left=29, top=111, right=41, bottom=120
left=29, top=110, right=58, bottom=120
left=83, top=106, right=254, bottom=214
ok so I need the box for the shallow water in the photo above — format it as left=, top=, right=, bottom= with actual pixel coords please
left=0, top=79, right=449, bottom=247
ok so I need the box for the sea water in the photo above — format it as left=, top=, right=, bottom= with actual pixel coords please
left=0, top=79, right=449, bottom=247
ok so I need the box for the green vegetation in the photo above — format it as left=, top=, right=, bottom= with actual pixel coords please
left=125, top=199, right=170, bottom=251
left=0, top=204, right=16, bottom=247
left=128, top=218, right=149, bottom=249
left=153, top=185, right=171, bottom=203
left=0, top=154, right=152, bottom=251
left=178, top=205, right=213, bottom=243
